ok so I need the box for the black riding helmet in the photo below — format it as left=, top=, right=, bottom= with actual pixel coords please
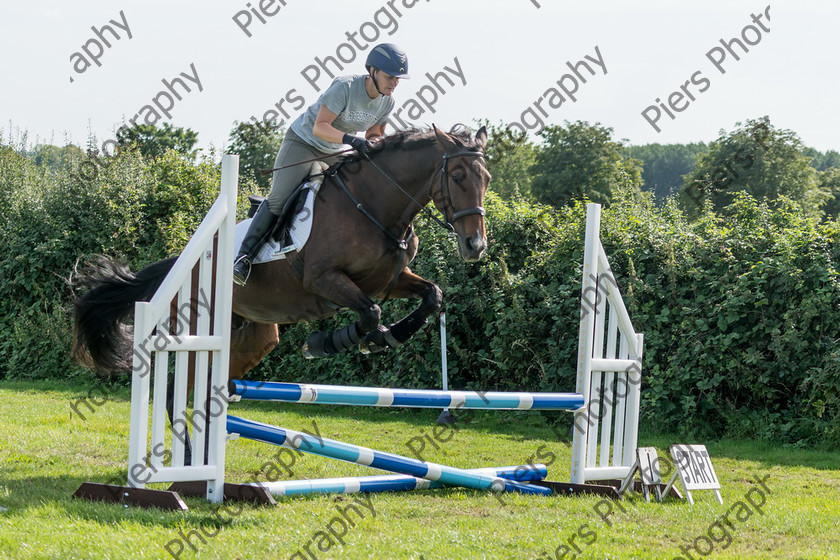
left=365, top=43, right=409, bottom=95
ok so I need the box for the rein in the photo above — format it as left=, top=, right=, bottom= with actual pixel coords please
left=259, top=148, right=355, bottom=175
left=328, top=169, right=411, bottom=250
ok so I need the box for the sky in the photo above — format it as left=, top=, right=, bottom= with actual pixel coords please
left=1, top=0, right=838, bottom=154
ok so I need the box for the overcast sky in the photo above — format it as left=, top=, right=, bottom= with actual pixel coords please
left=2, top=0, right=838, bottom=153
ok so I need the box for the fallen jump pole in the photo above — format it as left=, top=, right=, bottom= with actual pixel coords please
left=248, top=464, right=548, bottom=497
left=229, top=380, right=585, bottom=411
left=227, top=416, right=553, bottom=495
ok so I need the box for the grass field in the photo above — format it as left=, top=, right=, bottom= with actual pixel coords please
left=1, top=380, right=839, bottom=560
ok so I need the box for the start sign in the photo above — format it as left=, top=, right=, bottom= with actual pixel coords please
left=666, top=444, right=723, bottom=504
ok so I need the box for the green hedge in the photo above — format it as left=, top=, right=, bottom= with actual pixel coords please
left=0, top=147, right=254, bottom=380
left=2, top=145, right=839, bottom=446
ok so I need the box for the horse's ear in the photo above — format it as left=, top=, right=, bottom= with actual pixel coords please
left=433, top=124, right=457, bottom=151
left=475, top=126, right=488, bottom=150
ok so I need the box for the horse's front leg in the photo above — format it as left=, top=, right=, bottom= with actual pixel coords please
left=360, top=268, right=442, bottom=354
left=301, top=268, right=381, bottom=358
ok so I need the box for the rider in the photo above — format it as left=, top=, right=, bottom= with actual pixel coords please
left=233, top=43, right=410, bottom=286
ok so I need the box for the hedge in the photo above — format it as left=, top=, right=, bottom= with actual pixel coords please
left=1, top=146, right=838, bottom=446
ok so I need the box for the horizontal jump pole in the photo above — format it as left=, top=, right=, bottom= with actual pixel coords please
left=229, top=380, right=585, bottom=411
left=227, top=416, right=552, bottom=496
left=248, top=464, right=548, bottom=497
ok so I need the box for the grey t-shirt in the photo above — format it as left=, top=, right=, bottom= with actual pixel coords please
left=291, top=75, right=395, bottom=153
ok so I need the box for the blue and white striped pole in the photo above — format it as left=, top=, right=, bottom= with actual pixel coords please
left=227, top=416, right=552, bottom=495
left=230, top=380, right=584, bottom=411
left=248, top=464, right=548, bottom=497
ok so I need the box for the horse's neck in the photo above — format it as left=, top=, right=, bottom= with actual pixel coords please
left=359, top=146, right=443, bottom=229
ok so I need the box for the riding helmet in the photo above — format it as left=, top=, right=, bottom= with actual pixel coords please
left=365, top=43, right=410, bottom=78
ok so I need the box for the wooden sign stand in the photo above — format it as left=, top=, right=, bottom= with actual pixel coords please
left=618, top=447, right=683, bottom=501
left=662, top=444, right=722, bottom=505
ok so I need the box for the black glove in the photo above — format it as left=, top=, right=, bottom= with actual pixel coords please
left=343, top=134, right=373, bottom=155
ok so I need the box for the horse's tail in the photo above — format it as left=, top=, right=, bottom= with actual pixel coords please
left=71, top=255, right=178, bottom=374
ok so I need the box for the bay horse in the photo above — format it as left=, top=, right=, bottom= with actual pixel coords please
left=72, top=125, right=490, bottom=387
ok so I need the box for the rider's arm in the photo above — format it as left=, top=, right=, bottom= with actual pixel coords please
left=312, top=105, right=347, bottom=145
left=365, top=123, right=386, bottom=140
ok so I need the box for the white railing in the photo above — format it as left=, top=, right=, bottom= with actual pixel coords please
left=126, top=155, right=238, bottom=503
left=570, top=203, right=643, bottom=485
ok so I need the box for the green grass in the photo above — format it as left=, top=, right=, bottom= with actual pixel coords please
left=1, top=380, right=839, bottom=559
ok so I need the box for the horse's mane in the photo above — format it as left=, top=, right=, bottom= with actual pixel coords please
left=340, top=124, right=480, bottom=163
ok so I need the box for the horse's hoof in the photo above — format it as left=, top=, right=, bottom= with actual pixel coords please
left=359, top=325, right=390, bottom=355
left=303, top=331, right=328, bottom=359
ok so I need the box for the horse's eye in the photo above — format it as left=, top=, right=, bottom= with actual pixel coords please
left=453, top=172, right=464, bottom=184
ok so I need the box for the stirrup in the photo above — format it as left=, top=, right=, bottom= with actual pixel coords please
left=233, top=255, right=252, bottom=286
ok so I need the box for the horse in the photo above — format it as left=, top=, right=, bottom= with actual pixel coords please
left=72, top=125, right=490, bottom=389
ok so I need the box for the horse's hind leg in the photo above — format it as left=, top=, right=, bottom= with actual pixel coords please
left=360, top=268, right=442, bottom=354
left=229, top=318, right=280, bottom=380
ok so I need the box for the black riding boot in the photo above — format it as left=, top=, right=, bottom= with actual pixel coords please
left=233, top=202, right=278, bottom=286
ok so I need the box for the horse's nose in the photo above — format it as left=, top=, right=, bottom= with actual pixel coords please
left=464, top=235, right=487, bottom=260
left=468, top=236, right=486, bottom=254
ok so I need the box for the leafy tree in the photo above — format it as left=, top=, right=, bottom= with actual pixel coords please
left=805, top=147, right=840, bottom=171
left=116, top=122, right=198, bottom=160
left=680, top=117, right=822, bottom=216
left=29, top=144, right=85, bottom=170
left=818, top=167, right=840, bottom=218
left=226, top=120, right=285, bottom=190
left=624, top=142, right=707, bottom=200
left=475, top=120, right=538, bottom=200
left=530, top=121, right=643, bottom=207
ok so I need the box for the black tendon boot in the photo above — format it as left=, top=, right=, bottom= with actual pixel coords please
left=233, top=202, right=278, bottom=286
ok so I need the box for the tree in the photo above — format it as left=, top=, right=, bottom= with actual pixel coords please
left=624, top=142, right=707, bottom=201
left=818, top=167, right=840, bottom=218
left=476, top=120, right=538, bottom=200
left=226, top=120, right=285, bottom=190
left=530, top=121, right=643, bottom=207
left=116, top=123, right=198, bottom=160
left=680, top=117, right=822, bottom=216
left=805, top=147, right=840, bottom=171
left=29, top=144, right=86, bottom=170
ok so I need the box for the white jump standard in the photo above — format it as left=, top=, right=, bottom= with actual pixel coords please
left=72, top=154, right=644, bottom=509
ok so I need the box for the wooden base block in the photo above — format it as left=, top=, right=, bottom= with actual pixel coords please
left=168, top=481, right=276, bottom=505
left=531, top=479, right=682, bottom=500
left=73, top=482, right=188, bottom=511
left=599, top=478, right=685, bottom=500
left=531, top=480, right=622, bottom=499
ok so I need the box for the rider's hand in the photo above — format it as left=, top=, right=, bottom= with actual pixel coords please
left=343, top=134, right=373, bottom=155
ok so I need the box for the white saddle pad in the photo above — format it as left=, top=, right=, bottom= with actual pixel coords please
left=234, top=180, right=321, bottom=265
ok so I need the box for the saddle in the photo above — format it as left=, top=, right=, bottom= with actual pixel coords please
left=247, top=161, right=328, bottom=247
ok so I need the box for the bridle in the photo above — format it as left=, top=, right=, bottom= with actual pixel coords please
left=265, top=146, right=487, bottom=238
left=438, top=150, right=487, bottom=228
left=325, top=146, right=487, bottom=300
left=341, top=147, right=486, bottom=242
left=352, top=150, right=487, bottom=237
